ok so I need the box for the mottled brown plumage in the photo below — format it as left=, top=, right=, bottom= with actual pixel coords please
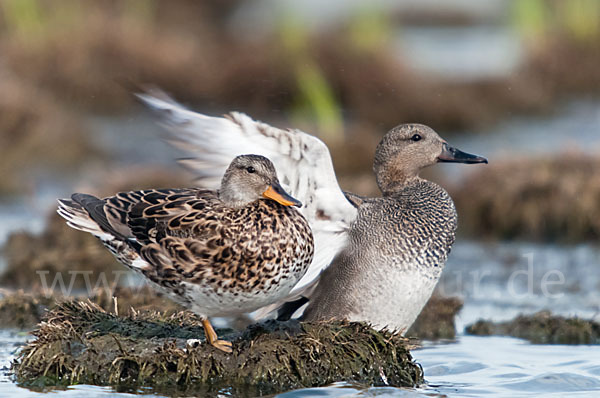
left=58, top=155, right=314, bottom=352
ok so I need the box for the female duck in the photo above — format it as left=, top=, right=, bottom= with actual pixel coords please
left=58, top=154, right=314, bottom=352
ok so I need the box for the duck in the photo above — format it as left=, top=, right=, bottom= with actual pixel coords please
left=300, top=124, right=485, bottom=331
left=57, top=154, right=314, bottom=352
left=136, top=91, right=487, bottom=333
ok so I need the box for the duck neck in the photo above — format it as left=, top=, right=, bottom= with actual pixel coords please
left=219, top=192, right=248, bottom=208
left=374, top=164, right=420, bottom=195
left=218, top=179, right=256, bottom=209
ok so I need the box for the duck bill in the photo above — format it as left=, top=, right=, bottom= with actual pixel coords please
left=438, top=143, right=488, bottom=164
left=263, top=183, right=302, bottom=207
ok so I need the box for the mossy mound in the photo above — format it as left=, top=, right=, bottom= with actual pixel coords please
left=0, top=212, right=122, bottom=290
left=0, top=287, right=184, bottom=331
left=465, top=311, right=600, bottom=344
left=407, top=295, right=463, bottom=340
left=0, top=291, right=54, bottom=329
left=451, top=152, right=600, bottom=242
left=13, top=301, right=423, bottom=396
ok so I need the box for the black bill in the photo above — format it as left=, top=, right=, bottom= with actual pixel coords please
left=438, top=143, right=488, bottom=164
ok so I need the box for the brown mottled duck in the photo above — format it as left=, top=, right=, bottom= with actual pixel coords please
left=57, top=154, right=314, bottom=352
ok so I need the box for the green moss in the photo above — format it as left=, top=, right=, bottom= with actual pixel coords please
left=14, top=300, right=423, bottom=395
left=465, top=311, right=600, bottom=344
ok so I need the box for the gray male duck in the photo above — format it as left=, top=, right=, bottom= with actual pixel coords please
left=137, top=92, right=487, bottom=333
left=300, top=125, right=486, bottom=331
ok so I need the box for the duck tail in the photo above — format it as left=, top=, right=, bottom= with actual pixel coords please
left=57, top=195, right=116, bottom=241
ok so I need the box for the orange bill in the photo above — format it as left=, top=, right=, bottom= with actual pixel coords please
left=262, top=183, right=302, bottom=207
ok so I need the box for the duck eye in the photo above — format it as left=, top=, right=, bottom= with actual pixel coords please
left=246, top=166, right=256, bottom=174
left=411, top=134, right=422, bottom=142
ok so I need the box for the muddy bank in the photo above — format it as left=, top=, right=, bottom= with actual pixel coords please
left=451, top=152, right=600, bottom=242
left=407, top=295, right=463, bottom=340
left=465, top=311, right=600, bottom=344
left=0, top=291, right=52, bottom=329
left=1, top=212, right=122, bottom=290
left=13, top=301, right=423, bottom=395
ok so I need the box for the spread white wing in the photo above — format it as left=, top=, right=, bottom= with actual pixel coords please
left=137, top=92, right=357, bottom=315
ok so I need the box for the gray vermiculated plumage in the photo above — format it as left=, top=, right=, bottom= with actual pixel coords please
left=298, top=123, right=486, bottom=332
left=302, top=179, right=457, bottom=331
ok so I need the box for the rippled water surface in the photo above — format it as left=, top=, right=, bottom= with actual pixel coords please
left=415, top=336, right=600, bottom=397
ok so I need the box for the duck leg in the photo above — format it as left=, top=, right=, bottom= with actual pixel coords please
left=202, top=319, right=233, bottom=353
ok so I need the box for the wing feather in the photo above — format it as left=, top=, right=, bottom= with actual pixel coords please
left=137, top=92, right=358, bottom=313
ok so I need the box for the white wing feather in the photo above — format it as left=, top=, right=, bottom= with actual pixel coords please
left=137, top=93, right=357, bottom=314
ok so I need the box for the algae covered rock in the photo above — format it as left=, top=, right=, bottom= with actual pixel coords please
left=13, top=301, right=423, bottom=395
left=465, top=311, right=600, bottom=344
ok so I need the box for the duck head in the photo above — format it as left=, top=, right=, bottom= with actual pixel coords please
left=373, top=124, right=487, bottom=194
left=220, top=154, right=302, bottom=208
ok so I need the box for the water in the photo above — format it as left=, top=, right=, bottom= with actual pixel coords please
left=439, top=99, right=600, bottom=183
left=86, top=114, right=181, bottom=168
left=232, top=0, right=506, bottom=40
left=415, top=336, right=600, bottom=397
left=0, top=203, right=46, bottom=248
left=448, top=101, right=600, bottom=158
left=233, top=0, right=520, bottom=81
left=442, top=241, right=600, bottom=330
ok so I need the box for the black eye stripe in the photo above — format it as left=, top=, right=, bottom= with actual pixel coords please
left=411, top=134, right=422, bottom=142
